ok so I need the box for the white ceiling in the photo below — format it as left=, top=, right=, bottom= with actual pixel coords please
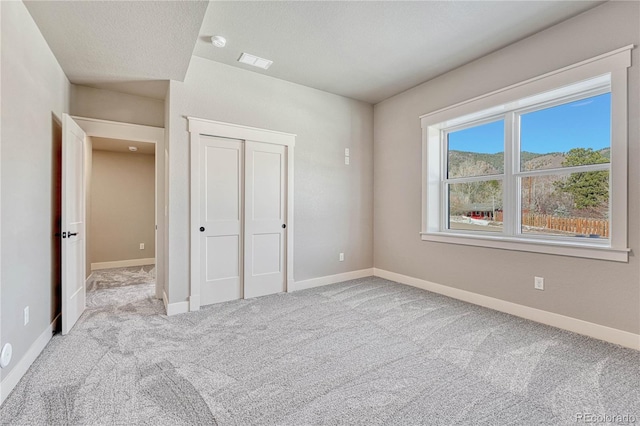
left=91, top=137, right=155, bottom=155
left=194, top=1, right=603, bottom=104
left=25, top=1, right=603, bottom=104
left=24, top=0, right=209, bottom=97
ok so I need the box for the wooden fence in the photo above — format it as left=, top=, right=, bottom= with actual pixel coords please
left=494, top=212, right=609, bottom=237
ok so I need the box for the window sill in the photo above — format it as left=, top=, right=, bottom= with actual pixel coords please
left=420, top=232, right=629, bottom=262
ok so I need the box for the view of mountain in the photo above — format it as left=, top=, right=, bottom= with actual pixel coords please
left=448, top=148, right=610, bottom=177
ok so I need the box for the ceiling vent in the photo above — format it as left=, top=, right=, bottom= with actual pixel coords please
left=238, top=53, right=273, bottom=70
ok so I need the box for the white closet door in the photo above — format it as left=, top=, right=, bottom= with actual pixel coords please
left=244, top=141, right=287, bottom=299
left=199, top=136, right=244, bottom=305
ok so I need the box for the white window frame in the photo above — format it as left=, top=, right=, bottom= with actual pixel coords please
left=420, top=45, right=633, bottom=262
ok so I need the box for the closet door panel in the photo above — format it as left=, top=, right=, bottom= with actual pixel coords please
left=199, top=136, right=243, bottom=305
left=244, top=141, right=286, bottom=299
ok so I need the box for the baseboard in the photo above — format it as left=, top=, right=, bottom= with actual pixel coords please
left=91, top=258, right=155, bottom=271
left=189, top=295, right=200, bottom=312
left=374, top=268, right=640, bottom=351
left=163, top=290, right=189, bottom=316
left=294, top=268, right=374, bottom=291
left=1, top=319, right=55, bottom=405
left=85, top=272, right=94, bottom=291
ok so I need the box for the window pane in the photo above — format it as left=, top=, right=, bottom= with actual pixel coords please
left=448, top=119, right=504, bottom=178
left=520, top=171, right=609, bottom=238
left=520, top=93, right=611, bottom=171
left=448, top=180, right=503, bottom=233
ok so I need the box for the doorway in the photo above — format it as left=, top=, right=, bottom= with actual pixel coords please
left=72, top=117, right=166, bottom=301
left=56, top=116, right=166, bottom=334
left=87, top=137, right=156, bottom=297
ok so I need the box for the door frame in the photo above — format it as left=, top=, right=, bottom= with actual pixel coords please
left=188, top=117, right=296, bottom=311
left=72, top=117, right=166, bottom=300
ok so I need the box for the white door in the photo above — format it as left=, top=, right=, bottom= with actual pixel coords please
left=61, top=114, right=86, bottom=334
left=199, top=136, right=244, bottom=305
left=244, top=141, right=287, bottom=299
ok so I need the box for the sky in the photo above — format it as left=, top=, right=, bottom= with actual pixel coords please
left=448, top=92, right=611, bottom=155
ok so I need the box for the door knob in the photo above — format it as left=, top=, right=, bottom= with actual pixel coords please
left=282, top=224, right=286, bottom=229
left=68, top=232, right=78, bottom=237
left=200, top=227, right=205, bottom=232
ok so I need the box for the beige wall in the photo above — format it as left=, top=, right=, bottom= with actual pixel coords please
left=373, top=1, right=640, bottom=334
left=90, top=150, right=155, bottom=265
left=167, top=57, right=374, bottom=303
left=70, top=84, right=164, bottom=128
left=1, top=1, right=70, bottom=381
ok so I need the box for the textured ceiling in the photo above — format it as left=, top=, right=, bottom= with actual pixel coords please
left=91, top=137, right=155, bottom=155
left=24, top=1, right=209, bottom=96
left=194, top=1, right=603, bottom=104
left=24, top=1, right=603, bottom=104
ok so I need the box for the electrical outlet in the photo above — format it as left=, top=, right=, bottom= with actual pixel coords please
left=344, top=148, right=350, bottom=157
left=24, top=306, right=29, bottom=326
left=344, top=157, right=350, bottom=165
left=534, top=276, right=544, bottom=290
left=139, top=243, right=145, bottom=250
left=339, top=253, right=345, bottom=262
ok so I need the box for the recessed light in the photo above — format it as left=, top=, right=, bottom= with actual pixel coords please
left=128, top=146, right=138, bottom=152
left=238, top=52, right=273, bottom=70
left=211, top=35, right=226, bottom=48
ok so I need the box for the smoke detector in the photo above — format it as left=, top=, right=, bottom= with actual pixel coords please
left=211, top=35, right=227, bottom=48
left=128, top=146, right=138, bottom=152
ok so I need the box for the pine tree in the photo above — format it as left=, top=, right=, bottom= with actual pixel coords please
left=554, top=148, right=609, bottom=209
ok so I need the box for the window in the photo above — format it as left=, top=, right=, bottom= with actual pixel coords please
left=421, top=46, right=631, bottom=262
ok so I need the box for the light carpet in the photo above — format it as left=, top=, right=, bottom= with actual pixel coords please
left=1, top=269, right=639, bottom=425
